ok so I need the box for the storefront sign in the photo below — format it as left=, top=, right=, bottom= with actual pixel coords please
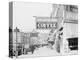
left=36, top=22, right=57, bottom=29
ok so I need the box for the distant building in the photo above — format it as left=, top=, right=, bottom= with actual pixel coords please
left=14, top=27, right=20, bottom=32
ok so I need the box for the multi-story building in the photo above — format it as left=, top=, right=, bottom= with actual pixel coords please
left=12, top=28, right=39, bottom=55
left=33, top=4, right=78, bottom=54
left=63, top=5, right=78, bottom=54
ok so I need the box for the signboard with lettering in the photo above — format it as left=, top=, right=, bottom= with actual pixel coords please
left=36, top=21, right=57, bottom=29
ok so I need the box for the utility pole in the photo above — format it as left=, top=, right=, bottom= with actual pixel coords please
left=15, top=27, right=18, bottom=58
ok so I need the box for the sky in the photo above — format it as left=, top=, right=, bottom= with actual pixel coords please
left=13, top=2, right=52, bottom=32
left=11, top=1, right=78, bottom=37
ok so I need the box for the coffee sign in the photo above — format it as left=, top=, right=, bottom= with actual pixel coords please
left=36, top=22, right=57, bottom=29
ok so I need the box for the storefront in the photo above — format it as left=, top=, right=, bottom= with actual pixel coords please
left=63, top=5, right=78, bottom=54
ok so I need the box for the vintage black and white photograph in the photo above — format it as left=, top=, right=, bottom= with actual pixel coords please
left=9, top=2, right=78, bottom=58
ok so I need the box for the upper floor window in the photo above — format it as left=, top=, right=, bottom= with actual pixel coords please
left=65, top=5, right=78, bottom=13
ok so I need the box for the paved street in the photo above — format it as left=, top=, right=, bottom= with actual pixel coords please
left=17, top=46, right=78, bottom=58
left=18, top=46, right=60, bottom=58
